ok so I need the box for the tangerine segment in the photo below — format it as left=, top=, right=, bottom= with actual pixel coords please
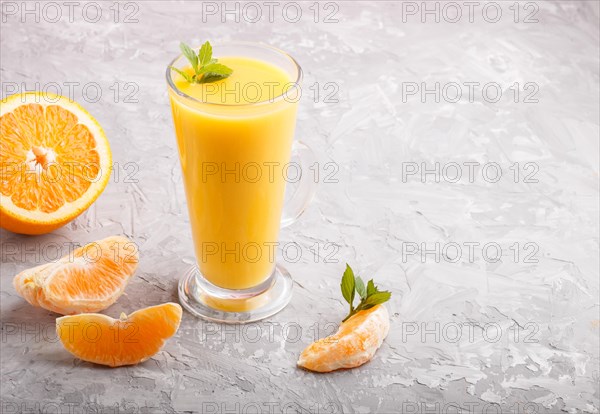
left=56, top=303, right=183, bottom=367
left=297, top=305, right=390, bottom=372
left=0, top=92, right=111, bottom=235
left=13, top=236, right=138, bottom=315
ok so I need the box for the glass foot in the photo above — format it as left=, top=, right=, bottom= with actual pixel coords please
left=178, top=264, right=293, bottom=323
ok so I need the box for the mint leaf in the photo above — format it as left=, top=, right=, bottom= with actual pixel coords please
left=341, top=267, right=391, bottom=322
left=355, top=276, right=367, bottom=300
left=366, top=279, right=377, bottom=297
left=198, top=62, right=233, bottom=83
left=170, top=66, right=193, bottom=83
left=200, top=63, right=233, bottom=76
left=180, top=42, right=199, bottom=74
left=340, top=264, right=355, bottom=306
left=198, top=41, right=213, bottom=66
left=363, top=291, right=391, bottom=306
left=198, top=73, right=229, bottom=84
left=175, top=41, right=233, bottom=84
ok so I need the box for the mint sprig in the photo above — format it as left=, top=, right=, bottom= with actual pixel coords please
left=341, top=264, right=391, bottom=322
left=170, top=41, right=232, bottom=84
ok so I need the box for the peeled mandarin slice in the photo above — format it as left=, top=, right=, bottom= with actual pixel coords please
left=298, top=305, right=390, bottom=372
left=13, top=236, right=138, bottom=315
left=0, top=92, right=112, bottom=234
left=56, top=302, right=182, bottom=367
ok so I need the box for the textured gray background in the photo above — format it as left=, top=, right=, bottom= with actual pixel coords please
left=1, top=1, right=599, bottom=413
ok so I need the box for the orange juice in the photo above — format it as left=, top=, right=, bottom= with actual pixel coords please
left=168, top=56, right=299, bottom=290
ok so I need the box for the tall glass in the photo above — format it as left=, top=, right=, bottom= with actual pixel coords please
left=166, top=42, right=315, bottom=323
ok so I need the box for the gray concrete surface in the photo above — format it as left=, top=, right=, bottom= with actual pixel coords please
left=1, top=1, right=599, bottom=413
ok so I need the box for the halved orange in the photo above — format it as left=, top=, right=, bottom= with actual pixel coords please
left=56, top=303, right=182, bottom=367
left=13, top=236, right=138, bottom=315
left=0, top=92, right=112, bottom=234
left=297, top=305, right=390, bottom=372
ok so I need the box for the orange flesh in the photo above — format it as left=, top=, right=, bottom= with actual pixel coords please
left=297, top=305, right=390, bottom=372
left=13, top=236, right=138, bottom=315
left=44, top=240, right=138, bottom=304
left=0, top=103, right=100, bottom=213
left=56, top=303, right=183, bottom=367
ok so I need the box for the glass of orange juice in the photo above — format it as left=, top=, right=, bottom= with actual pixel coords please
left=166, top=42, right=315, bottom=323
